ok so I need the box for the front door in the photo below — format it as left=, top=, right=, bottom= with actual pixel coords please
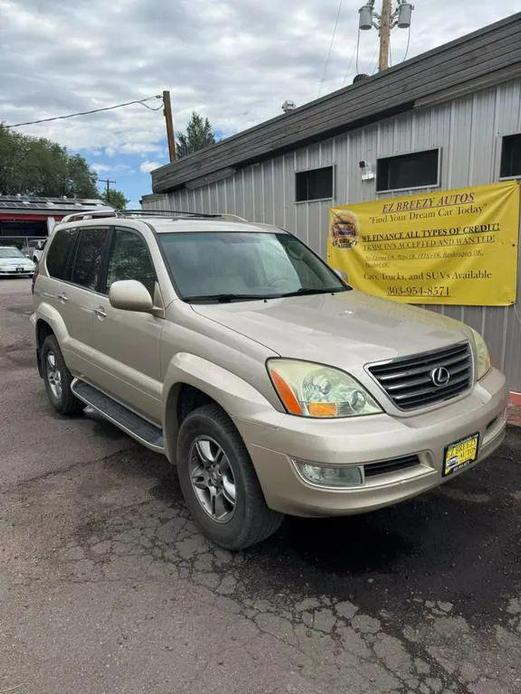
left=88, top=227, right=163, bottom=424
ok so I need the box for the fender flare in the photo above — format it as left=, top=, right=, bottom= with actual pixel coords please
left=163, top=352, right=272, bottom=463
left=35, top=303, right=70, bottom=348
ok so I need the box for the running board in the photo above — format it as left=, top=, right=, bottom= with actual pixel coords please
left=71, top=379, right=165, bottom=453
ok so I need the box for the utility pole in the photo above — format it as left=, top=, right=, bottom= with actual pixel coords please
left=99, top=178, right=116, bottom=195
left=358, top=1, right=413, bottom=73
left=378, top=0, right=392, bottom=72
left=162, top=90, right=177, bottom=163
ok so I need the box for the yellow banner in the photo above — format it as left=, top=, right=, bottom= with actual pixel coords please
left=328, top=181, right=520, bottom=306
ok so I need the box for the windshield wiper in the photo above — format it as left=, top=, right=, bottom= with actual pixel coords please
left=186, top=293, right=272, bottom=303
left=278, top=286, right=349, bottom=298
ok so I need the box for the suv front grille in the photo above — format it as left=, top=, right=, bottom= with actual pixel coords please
left=367, top=342, right=473, bottom=411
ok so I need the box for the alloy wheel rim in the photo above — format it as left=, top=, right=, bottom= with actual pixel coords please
left=188, top=436, right=237, bottom=523
left=46, top=351, right=62, bottom=401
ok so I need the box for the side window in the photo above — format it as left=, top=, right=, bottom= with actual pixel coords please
left=46, top=227, right=79, bottom=280
left=71, top=227, right=107, bottom=290
left=295, top=166, right=334, bottom=202
left=376, top=149, right=439, bottom=192
left=105, top=228, right=156, bottom=297
left=500, top=133, right=521, bottom=179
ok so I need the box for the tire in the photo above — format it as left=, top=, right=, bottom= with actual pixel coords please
left=42, top=335, right=84, bottom=415
left=176, top=404, right=283, bottom=550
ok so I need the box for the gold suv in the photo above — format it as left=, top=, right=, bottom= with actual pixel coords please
left=31, top=209, right=508, bottom=549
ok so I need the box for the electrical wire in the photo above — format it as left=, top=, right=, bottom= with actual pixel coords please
left=370, top=41, right=380, bottom=74
left=318, top=0, right=344, bottom=97
left=355, top=27, right=361, bottom=74
left=342, top=37, right=357, bottom=85
left=402, top=24, right=412, bottom=62
left=5, top=95, right=163, bottom=128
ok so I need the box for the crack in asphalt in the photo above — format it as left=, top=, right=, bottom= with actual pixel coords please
left=3, top=445, right=520, bottom=694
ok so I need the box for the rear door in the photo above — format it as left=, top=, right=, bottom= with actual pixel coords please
left=61, top=226, right=110, bottom=380
left=40, top=226, right=80, bottom=370
left=87, top=226, right=163, bottom=423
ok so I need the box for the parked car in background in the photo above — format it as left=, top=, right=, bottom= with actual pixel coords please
left=31, top=210, right=508, bottom=550
left=0, top=246, right=36, bottom=277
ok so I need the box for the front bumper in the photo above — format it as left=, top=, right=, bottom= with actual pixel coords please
left=232, top=367, right=508, bottom=517
left=0, top=270, right=34, bottom=277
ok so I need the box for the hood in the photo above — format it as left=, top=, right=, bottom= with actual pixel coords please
left=192, top=290, right=474, bottom=371
left=0, top=257, right=34, bottom=267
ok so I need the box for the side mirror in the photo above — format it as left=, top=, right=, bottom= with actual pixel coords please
left=109, top=280, right=154, bottom=313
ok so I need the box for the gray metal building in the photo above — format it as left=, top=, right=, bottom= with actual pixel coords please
left=143, top=13, right=521, bottom=393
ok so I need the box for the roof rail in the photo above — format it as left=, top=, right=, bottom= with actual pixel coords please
left=59, top=207, right=116, bottom=224
left=56, top=208, right=251, bottom=225
left=124, top=209, right=249, bottom=221
left=216, top=213, right=248, bottom=222
left=122, top=208, right=221, bottom=218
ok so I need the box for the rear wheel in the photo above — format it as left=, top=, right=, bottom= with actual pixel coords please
left=176, top=404, right=283, bottom=550
left=42, top=335, right=84, bottom=415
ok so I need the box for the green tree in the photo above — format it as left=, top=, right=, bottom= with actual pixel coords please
left=176, top=112, right=216, bottom=159
left=0, top=123, right=98, bottom=197
left=101, top=188, right=129, bottom=209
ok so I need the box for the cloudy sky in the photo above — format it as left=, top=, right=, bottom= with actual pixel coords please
left=1, top=0, right=520, bottom=205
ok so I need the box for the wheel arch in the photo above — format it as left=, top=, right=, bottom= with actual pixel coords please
left=34, top=305, right=69, bottom=375
left=163, top=353, right=271, bottom=464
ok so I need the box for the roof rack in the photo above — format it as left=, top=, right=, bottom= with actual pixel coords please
left=57, top=208, right=249, bottom=225
left=122, top=208, right=220, bottom=218
left=123, top=209, right=248, bottom=221
left=59, top=207, right=117, bottom=224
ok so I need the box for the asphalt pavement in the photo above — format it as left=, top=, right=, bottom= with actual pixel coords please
left=1, top=278, right=520, bottom=694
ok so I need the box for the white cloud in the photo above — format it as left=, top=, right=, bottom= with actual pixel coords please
left=140, top=160, right=164, bottom=174
left=1, top=0, right=519, bottom=171
left=90, top=163, right=112, bottom=173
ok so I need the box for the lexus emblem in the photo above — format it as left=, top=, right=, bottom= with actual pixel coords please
left=431, top=366, right=450, bottom=387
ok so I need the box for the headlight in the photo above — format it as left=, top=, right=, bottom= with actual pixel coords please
left=471, top=329, right=491, bottom=380
left=267, top=359, right=382, bottom=418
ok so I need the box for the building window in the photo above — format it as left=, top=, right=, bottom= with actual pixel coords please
left=500, top=134, right=521, bottom=179
left=296, top=166, right=333, bottom=202
left=376, top=149, right=439, bottom=193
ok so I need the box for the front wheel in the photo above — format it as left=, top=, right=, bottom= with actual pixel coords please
left=176, top=404, right=283, bottom=550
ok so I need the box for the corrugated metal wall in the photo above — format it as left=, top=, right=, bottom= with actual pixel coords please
left=144, top=81, right=521, bottom=391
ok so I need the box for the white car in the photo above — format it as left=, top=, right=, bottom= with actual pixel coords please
left=0, top=246, right=36, bottom=277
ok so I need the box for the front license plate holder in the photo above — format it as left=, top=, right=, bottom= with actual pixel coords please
left=443, top=433, right=479, bottom=477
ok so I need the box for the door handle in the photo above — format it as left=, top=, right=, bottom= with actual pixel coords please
left=58, top=293, right=68, bottom=303
left=94, top=306, right=107, bottom=320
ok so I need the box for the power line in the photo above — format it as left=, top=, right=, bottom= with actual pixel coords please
left=5, top=95, right=163, bottom=128
left=342, top=36, right=358, bottom=85
left=318, top=0, right=344, bottom=97
left=402, top=24, right=412, bottom=62
left=355, top=27, right=361, bottom=74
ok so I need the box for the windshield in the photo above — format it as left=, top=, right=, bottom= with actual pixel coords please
left=159, top=232, right=348, bottom=302
left=0, top=248, right=25, bottom=258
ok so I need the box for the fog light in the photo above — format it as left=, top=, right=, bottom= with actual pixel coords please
left=295, top=461, right=363, bottom=487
